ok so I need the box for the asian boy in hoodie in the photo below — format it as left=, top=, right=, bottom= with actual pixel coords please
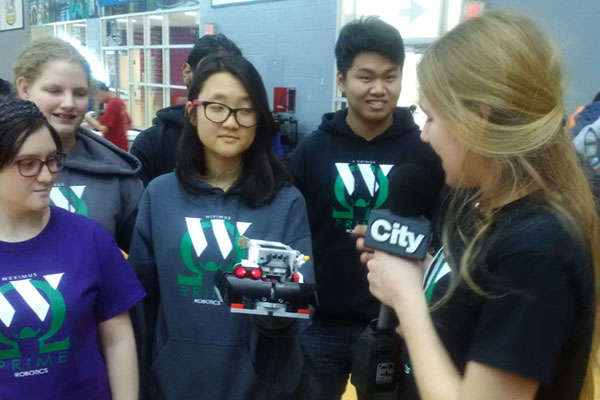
left=289, top=17, right=444, bottom=400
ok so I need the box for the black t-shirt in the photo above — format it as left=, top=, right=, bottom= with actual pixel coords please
left=400, top=199, right=595, bottom=400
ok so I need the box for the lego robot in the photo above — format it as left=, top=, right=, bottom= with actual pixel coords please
left=214, top=238, right=317, bottom=319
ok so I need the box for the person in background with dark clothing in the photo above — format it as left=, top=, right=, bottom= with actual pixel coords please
left=0, top=78, right=15, bottom=100
left=569, top=92, right=600, bottom=136
left=289, top=17, right=444, bottom=400
left=569, top=92, right=600, bottom=206
left=130, top=34, right=241, bottom=186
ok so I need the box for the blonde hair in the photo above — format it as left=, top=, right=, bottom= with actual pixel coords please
left=417, top=10, right=600, bottom=399
left=13, top=37, right=92, bottom=89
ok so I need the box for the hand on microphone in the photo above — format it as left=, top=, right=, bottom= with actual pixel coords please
left=351, top=164, right=438, bottom=393
left=353, top=224, right=374, bottom=264
left=366, top=250, right=426, bottom=311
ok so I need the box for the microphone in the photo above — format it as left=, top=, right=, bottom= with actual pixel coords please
left=366, top=164, right=437, bottom=331
left=351, top=164, right=437, bottom=393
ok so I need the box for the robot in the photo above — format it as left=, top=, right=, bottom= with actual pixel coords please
left=214, top=238, right=317, bottom=319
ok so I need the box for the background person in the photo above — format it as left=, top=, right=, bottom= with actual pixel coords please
left=289, top=16, right=443, bottom=400
left=0, top=78, right=15, bottom=101
left=0, top=99, right=145, bottom=400
left=14, top=37, right=144, bottom=252
left=128, top=54, right=313, bottom=400
left=568, top=92, right=600, bottom=136
left=84, top=81, right=131, bottom=151
left=359, top=10, right=599, bottom=400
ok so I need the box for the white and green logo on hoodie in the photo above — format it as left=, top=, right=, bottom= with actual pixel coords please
left=50, top=186, right=88, bottom=217
left=178, top=217, right=251, bottom=287
left=332, top=162, right=393, bottom=230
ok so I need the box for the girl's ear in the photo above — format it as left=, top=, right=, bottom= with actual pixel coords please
left=182, top=63, right=193, bottom=85
left=476, top=104, right=490, bottom=121
left=185, top=101, right=197, bottom=126
left=15, top=77, right=30, bottom=99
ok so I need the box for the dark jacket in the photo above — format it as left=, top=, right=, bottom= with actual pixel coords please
left=130, top=104, right=186, bottom=187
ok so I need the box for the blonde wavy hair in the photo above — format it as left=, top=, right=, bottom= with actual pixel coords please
left=417, top=10, right=600, bottom=399
left=13, top=37, right=92, bottom=89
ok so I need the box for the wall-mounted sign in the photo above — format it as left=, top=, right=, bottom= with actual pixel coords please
left=464, top=1, right=485, bottom=19
left=0, top=0, right=24, bottom=30
left=356, top=0, right=441, bottom=40
left=212, top=0, right=281, bottom=8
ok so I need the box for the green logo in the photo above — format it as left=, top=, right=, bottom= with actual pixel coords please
left=333, top=163, right=393, bottom=226
left=178, top=218, right=251, bottom=287
left=405, top=249, right=451, bottom=375
left=0, top=275, right=70, bottom=360
left=50, top=186, right=88, bottom=217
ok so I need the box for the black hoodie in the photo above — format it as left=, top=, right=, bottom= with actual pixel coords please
left=130, top=104, right=186, bottom=186
left=289, top=107, right=444, bottom=324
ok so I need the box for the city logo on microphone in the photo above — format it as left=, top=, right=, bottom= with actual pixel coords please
left=332, top=162, right=393, bottom=231
left=365, top=210, right=431, bottom=260
left=368, top=219, right=426, bottom=254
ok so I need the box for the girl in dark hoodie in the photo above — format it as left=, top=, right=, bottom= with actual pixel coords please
left=14, top=37, right=143, bottom=251
left=128, top=54, right=313, bottom=400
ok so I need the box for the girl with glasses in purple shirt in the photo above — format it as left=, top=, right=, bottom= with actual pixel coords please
left=0, top=99, right=145, bottom=400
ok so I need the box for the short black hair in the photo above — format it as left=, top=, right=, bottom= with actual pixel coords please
left=176, top=54, right=291, bottom=207
left=335, top=16, right=405, bottom=78
left=186, top=34, right=242, bottom=69
left=0, top=79, right=14, bottom=101
left=593, top=92, right=600, bottom=103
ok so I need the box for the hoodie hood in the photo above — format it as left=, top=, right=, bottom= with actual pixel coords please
left=317, top=107, right=420, bottom=143
left=66, top=128, right=141, bottom=176
left=153, top=104, right=186, bottom=127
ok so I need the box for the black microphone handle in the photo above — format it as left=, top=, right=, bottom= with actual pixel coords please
left=376, top=304, right=397, bottom=332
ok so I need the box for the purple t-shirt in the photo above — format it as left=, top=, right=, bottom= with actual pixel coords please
left=0, top=206, right=145, bottom=400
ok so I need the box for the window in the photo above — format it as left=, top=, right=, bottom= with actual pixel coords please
left=101, top=8, right=199, bottom=129
left=30, top=24, right=54, bottom=41
left=30, top=20, right=107, bottom=85
left=30, top=20, right=87, bottom=47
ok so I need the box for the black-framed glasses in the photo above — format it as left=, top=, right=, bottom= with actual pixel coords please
left=14, top=154, right=66, bottom=177
left=192, top=100, right=258, bottom=128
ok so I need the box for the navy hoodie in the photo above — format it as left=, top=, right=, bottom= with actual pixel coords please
left=288, top=108, right=444, bottom=324
left=129, top=173, right=313, bottom=400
